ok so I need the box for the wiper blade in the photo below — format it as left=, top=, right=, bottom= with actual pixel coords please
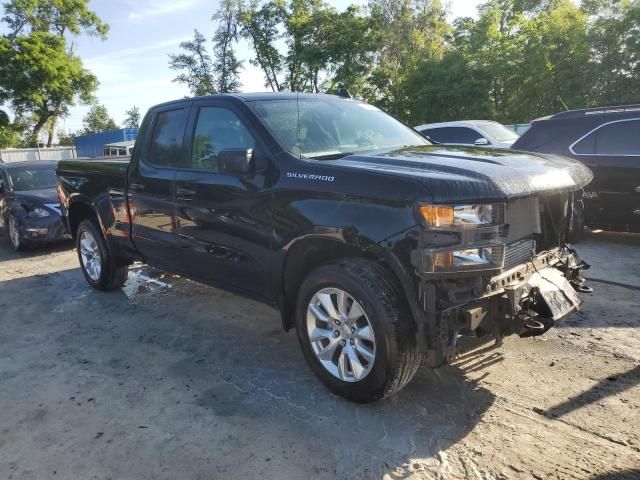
left=307, top=152, right=355, bottom=160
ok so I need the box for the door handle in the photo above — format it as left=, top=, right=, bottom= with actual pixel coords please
left=176, top=187, right=196, bottom=200
left=129, top=182, right=145, bottom=191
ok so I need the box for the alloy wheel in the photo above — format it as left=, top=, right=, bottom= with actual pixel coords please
left=79, top=230, right=102, bottom=281
left=8, top=216, right=20, bottom=249
left=306, top=288, right=376, bottom=382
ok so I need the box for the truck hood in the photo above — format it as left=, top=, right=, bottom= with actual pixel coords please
left=330, top=145, right=594, bottom=203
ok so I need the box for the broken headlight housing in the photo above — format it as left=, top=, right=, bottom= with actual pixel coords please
left=418, top=203, right=506, bottom=273
left=419, top=204, right=496, bottom=227
left=431, top=246, right=503, bottom=272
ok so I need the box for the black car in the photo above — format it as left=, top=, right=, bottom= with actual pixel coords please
left=512, top=105, right=640, bottom=233
left=0, top=160, right=69, bottom=250
left=57, top=93, right=592, bottom=402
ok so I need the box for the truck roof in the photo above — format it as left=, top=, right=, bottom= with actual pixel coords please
left=149, top=92, right=351, bottom=110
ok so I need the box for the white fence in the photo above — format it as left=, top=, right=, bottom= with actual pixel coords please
left=0, top=147, right=77, bottom=163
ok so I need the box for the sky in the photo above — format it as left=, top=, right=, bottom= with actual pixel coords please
left=51, top=0, right=483, bottom=134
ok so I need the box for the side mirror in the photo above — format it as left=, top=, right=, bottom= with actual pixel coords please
left=218, top=148, right=254, bottom=175
left=474, top=138, right=489, bottom=146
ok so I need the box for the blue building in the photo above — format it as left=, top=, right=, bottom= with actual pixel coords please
left=75, top=128, right=138, bottom=158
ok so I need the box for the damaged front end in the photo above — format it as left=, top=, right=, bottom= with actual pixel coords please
left=411, top=192, right=592, bottom=367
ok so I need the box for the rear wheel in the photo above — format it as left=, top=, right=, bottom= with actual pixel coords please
left=76, top=219, right=128, bottom=291
left=295, top=258, right=422, bottom=403
left=7, top=215, right=24, bottom=251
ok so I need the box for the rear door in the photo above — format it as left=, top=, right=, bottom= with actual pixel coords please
left=173, top=100, right=274, bottom=298
left=570, top=118, right=640, bottom=231
left=128, top=104, right=189, bottom=268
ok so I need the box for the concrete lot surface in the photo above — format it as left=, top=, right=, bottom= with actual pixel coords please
left=0, top=232, right=639, bottom=480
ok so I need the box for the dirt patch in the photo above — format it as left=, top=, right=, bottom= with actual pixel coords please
left=0, top=233, right=638, bottom=479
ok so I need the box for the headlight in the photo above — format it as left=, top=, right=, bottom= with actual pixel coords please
left=431, top=246, right=502, bottom=272
left=419, top=204, right=495, bottom=227
left=26, top=207, right=50, bottom=218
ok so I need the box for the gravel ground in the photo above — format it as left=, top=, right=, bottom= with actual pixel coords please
left=0, top=231, right=639, bottom=480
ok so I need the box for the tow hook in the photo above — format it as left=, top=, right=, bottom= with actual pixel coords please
left=570, top=275, right=594, bottom=293
left=518, top=311, right=554, bottom=338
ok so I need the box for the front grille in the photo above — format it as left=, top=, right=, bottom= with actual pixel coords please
left=503, top=238, right=536, bottom=270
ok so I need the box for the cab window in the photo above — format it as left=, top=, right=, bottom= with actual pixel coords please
left=190, top=107, right=256, bottom=171
left=147, top=109, right=187, bottom=167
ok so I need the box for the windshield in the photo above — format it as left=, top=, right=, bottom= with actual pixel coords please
left=8, top=166, right=57, bottom=191
left=480, top=123, right=519, bottom=143
left=249, top=97, right=429, bottom=158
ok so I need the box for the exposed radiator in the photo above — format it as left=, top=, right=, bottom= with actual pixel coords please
left=503, top=238, right=536, bottom=270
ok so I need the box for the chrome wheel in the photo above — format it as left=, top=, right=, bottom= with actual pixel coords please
left=8, top=216, right=20, bottom=249
left=306, top=288, right=376, bottom=382
left=79, top=230, right=102, bottom=281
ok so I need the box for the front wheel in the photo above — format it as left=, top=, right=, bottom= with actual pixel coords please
left=76, top=219, right=128, bottom=291
left=295, top=258, right=422, bottom=403
left=7, top=215, right=24, bottom=251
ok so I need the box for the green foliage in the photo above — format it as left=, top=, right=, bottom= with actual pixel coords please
left=0, top=0, right=106, bottom=142
left=0, top=110, right=25, bottom=148
left=236, top=0, right=380, bottom=94
left=2, top=0, right=108, bottom=38
left=238, top=0, right=286, bottom=91
left=123, top=106, right=141, bottom=129
left=0, top=32, right=97, bottom=142
left=212, top=0, right=243, bottom=92
left=81, top=103, right=118, bottom=135
left=169, top=30, right=217, bottom=96
left=56, top=129, right=75, bottom=146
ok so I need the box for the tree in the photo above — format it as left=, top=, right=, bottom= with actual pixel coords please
left=169, top=30, right=217, bottom=96
left=237, top=0, right=379, bottom=94
left=238, top=0, right=286, bottom=91
left=57, top=129, right=75, bottom=146
left=366, top=0, right=450, bottom=118
left=81, top=104, right=118, bottom=135
left=0, top=32, right=97, bottom=145
left=123, top=106, right=141, bottom=128
left=212, top=0, right=243, bottom=92
left=582, top=0, right=640, bottom=105
left=0, top=109, right=24, bottom=148
left=2, top=0, right=108, bottom=38
left=0, top=0, right=108, bottom=145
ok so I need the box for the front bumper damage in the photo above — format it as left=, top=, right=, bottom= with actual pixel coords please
left=13, top=214, right=70, bottom=245
left=418, top=247, right=590, bottom=367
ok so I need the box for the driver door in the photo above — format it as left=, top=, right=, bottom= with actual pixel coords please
left=173, top=101, right=273, bottom=299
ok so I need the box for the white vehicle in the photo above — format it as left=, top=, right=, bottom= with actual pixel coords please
left=414, top=120, right=520, bottom=149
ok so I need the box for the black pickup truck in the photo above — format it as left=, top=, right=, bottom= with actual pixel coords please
left=57, top=93, right=593, bottom=403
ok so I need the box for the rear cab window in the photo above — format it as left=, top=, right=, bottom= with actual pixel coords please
left=146, top=108, right=188, bottom=167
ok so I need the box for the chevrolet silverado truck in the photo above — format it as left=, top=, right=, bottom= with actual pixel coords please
left=57, top=93, right=593, bottom=403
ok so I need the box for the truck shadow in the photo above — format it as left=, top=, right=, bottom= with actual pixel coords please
left=0, top=267, right=495, bottom=479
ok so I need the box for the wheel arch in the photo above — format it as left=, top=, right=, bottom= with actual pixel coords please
left=278, top=235, right=420, bottom=333
left=67, top=199, right=102, bottom=240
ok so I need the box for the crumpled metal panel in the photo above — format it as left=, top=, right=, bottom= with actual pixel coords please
left=528, top=268, right=582, bottom=320
left=333, top=145, right=594, bottom=203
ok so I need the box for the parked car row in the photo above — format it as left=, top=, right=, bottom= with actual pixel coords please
left=415, top=104, right=640, bottom=234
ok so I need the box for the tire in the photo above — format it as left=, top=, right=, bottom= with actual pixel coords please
left=7, top=215, right=25, bottom=251
left=76, top=219, right=128, bottom=291
left=295, top=258, right=422, bottom=403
